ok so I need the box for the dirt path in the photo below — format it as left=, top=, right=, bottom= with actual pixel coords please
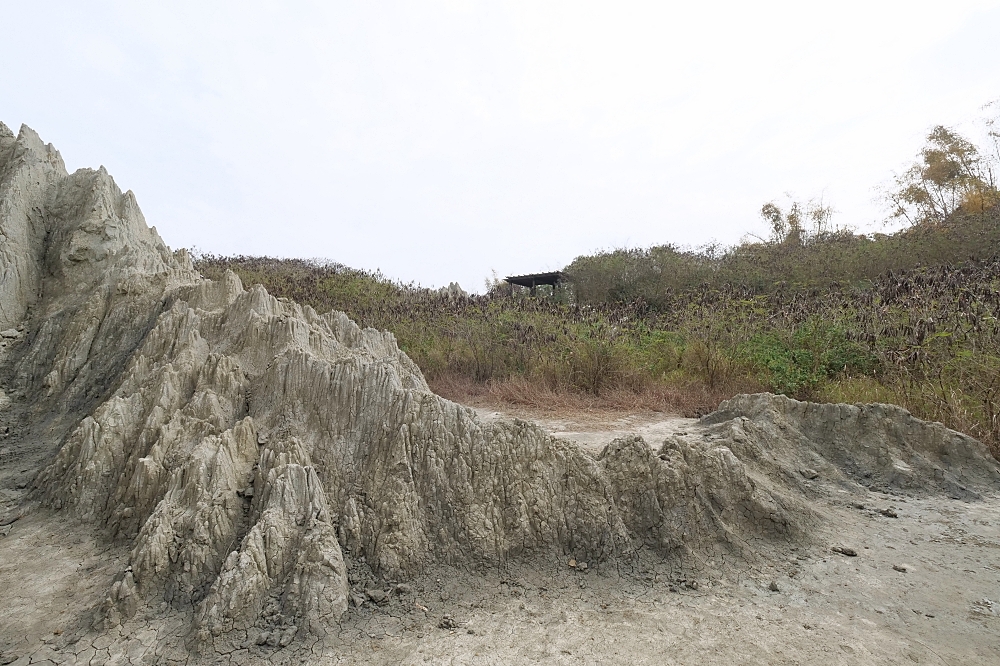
left=2, top=408, right=999, bottom=665
left=472, top=406, right=696, bottom=454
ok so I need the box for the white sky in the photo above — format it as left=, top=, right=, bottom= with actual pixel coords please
left=2, top=1, right=999, bottom=291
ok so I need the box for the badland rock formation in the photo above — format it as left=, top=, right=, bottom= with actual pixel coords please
left=1, top=122, right=998, bottom=651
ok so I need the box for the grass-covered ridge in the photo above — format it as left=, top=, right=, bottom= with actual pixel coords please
left=194, top=246, right=1000, bottom=458
left=193, top=255, right=739, bottom=413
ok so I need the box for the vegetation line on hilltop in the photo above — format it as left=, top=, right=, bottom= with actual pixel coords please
left=196, top=116, right=1000, bottom=458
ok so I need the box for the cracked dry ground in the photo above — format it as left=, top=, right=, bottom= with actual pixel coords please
left=2, top=411, right=999, bottom=666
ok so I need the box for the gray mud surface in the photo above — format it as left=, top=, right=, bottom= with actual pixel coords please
left=3, top=409, right=1000, bottom=665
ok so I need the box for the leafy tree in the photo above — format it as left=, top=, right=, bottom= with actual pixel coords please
left=760, top=197, right=835, bottom=244
left=887, top=125, right=998, bottom=226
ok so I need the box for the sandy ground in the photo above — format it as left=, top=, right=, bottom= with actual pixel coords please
left=472, top=406, right=697, bottom=454
left=2, top=407, right=999, bottom=665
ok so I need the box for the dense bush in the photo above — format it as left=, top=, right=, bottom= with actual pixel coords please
left=195, top=246, right=1000, bottom=456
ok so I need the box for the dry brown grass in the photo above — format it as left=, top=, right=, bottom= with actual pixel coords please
left=196, top=253, right=1000, bottom=461
left=429, top=373, right=766, bottom=419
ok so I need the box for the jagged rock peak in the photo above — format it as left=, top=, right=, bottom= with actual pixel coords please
left=0, top=122, right=195, bottom=331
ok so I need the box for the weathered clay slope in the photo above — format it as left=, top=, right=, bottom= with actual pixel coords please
left=703, top=393, right=1000, bottom=499
left=0, top=123, right=799, bottom=644
left=1, top=122, right=998, bottom=652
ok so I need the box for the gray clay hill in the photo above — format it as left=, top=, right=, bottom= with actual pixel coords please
left=2, top=123, right=1000, bottom=665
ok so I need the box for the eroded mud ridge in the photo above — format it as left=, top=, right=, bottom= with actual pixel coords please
left=2, top=122, right=1000, bottom=661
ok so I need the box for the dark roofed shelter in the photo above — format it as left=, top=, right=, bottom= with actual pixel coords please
left=505, top=271, right=565, bottom=295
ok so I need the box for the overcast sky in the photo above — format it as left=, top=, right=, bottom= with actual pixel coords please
left=2, top=1, right=999, bottom=291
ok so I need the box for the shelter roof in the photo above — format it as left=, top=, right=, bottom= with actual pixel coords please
left=504, top=271, right=565, bottom=288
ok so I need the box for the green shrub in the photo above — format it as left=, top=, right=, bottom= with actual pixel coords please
left=742, top=320, right=876, bottom=398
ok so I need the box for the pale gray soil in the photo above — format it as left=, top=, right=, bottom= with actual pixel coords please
left=3, top=408, right=999, bottom=666
left=472, top=407, right=696, bottom=455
